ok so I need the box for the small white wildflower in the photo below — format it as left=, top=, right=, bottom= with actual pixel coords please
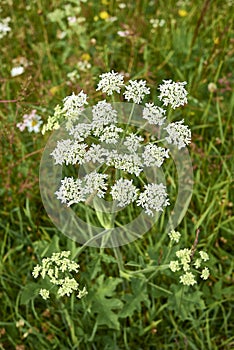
left=150, top=18, right=166, bottom=29
left=11, top=66, right=24, bottom=77
left=143, top=144, right=169, bottom=167
left=39, top=289, right=50, bottom=300
left=208, top=82, right=217, bottom=93
left=84, top=144, right=109, bottom=163
left=136, top=183, right=170, bottom=216
left=77, top=60, right=91, bottom=72
left=50, top=140, right=87, bottom=165
left=110, top=178, right=139, bottom=207
left=99, top=124, right=123, bottom=144
left=77, top=286, right=88, bottom=298
left=84, top=171, right=108, bottom=198
left=69, top=123, right=92, bottom=142
left=194, top=258, right=202, bottom=269
left=92, top=100, right=118, bottom=133
left=199, top=251, right=209, bottom=262
left=123, top=133, right=144, bottom=152
left=180, top=272, right=197, bottom=286
left=57, top=277, right=79, bottom=297
left=168, top=230, right=181, bottom=243
left=0, top=17, right=11, bottom=39
left=17, top=109, right=43, bottom=133
left=16, top=319, right=25, bottom=328
left=123, top=80, right=150, bottom=104
left=117, top=30, right=131, bottom=37
left=169, top=260, right=181, bottom=272
left=158, top=80, right=188, bottom=109
left=201, top=267, right=210, bottom=280
left=63, top=91, right=88, bottom=118
left=118, top=3, right=127, bottom=9
left=67, top=69, right=80, bottom=83
left=164, top=119, right=191, bottom=149
left=107, top=151, right=143, bottom=176
left=55, top=177, right=87, bottom=206
left=143, top=103, right=166, bottom=126
left=96, top=70, right=125, bottom=95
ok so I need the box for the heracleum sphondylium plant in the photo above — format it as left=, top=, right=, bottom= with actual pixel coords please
left=44, top=71, right=190, bottom=215
left=35, top=70, right=206, bottom=300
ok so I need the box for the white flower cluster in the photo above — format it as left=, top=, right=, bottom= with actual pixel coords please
left=143, top=103, right=166, bottom=126
left=32, top=251, right=87, bottom=299
left=168, top=240, right=210, bottom=286
left=110, top=178, right=139, bottom=207
left=99, top=124, right=123, bottom=144
left=0, top=17, right=11, bottom=39
left=63, top=91, right=88, bottom=118
left=55, top=171, right=108, bottom=206
left=11, top=66, right=24, bottom=77
left=107, top=151, right=143, bottom=176
left=123, top=80, right=150, bottom=104
left=168, top=229, right=181, bottom=243
left=84, top=144, right=109, bottom=164
left=123, top=134, right=144, bottom=152
left=69, top=123, right=92, bottom=142
left=142, top=144, right=170, bottom=167
left=164, top=120, right=191, bottom=150
left=96, top=70, right=124, bottom=95
left=158, top=80, right=188, bottom=109
left=92, top=100, right=118, bottom=134
left=55, top=177, right=87, bottom=206
left=46, top=72, right=192, bottom=217
left=136, top=183, right=170, bottom=216
left=51, top=140, right=87, bottom=165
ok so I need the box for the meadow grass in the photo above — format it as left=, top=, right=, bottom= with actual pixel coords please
left=0, top=0, right=233, bottom=349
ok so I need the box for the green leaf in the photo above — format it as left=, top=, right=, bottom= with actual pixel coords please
left=90, top=275, right=123, bottom=330
left=167, top=284, right=206, bottom=320
left=119, top=277, right=150, bottom=318
left=20, top=282, right=40, bottom=305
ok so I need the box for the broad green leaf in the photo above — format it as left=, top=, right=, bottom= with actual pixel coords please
left=119, top=277, right=150, bottom=318
left=90, top=275, right=123, bottom=330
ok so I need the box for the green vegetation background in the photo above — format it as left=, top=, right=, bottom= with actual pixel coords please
left=0, top=0, right=233, bottom=349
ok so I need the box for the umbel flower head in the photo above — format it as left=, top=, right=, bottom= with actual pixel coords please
left=32, top=251, right=87, bottom=300
left=168, top=232, right=210, bottom=286
left=158, top=79, right=188, bottom=109
left=43, top=71, right=191, bottom=217
left=96, top=70, right=125, bottom=95
left=123, top=79, right=150, bottom=104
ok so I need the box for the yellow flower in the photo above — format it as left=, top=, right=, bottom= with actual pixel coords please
left=81, top=53, right=91, bottom=61
left=214, top=37, right=219, bottom=45
left=50, top=85, right=61, bottom=96
left=99, top=11, right=110, bottom=20
left=101, top=0, right=109, bottom=4
left=178, top=9, right=188, bottom=17
left=93, top=15, right=99, bottom=21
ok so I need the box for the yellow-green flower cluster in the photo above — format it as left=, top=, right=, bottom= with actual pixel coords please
left=168, top=232, right=210, bottom=286
left=32, top=251, right=87, bottom=300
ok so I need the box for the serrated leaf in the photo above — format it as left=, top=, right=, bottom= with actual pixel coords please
left=20, top=282, right=40, bottom=305
left=90, top=276, right=123, bottom=330
left=119, top=277, right=150, bottom=318
left=167, top=284, right=206, bottom=320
